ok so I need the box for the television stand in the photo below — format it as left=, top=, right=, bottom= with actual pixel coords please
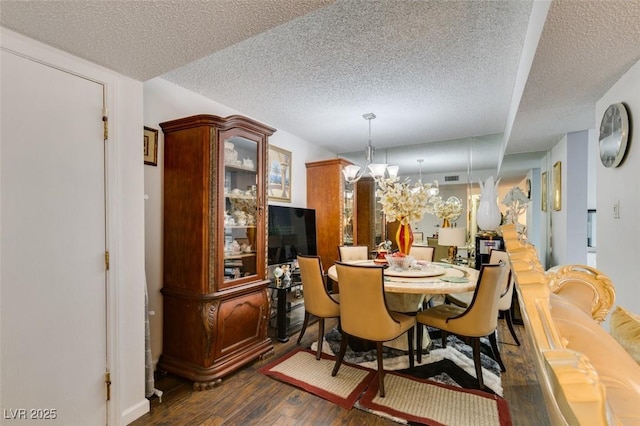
left=268, top=273, right=314, bottom=342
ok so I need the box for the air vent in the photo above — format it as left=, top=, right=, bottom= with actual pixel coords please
left=444, top=175, right=459, bottom=182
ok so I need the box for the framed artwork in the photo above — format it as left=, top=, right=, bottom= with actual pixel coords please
left=541, top=171, right=548, bottom=212
left=268, top=145, right=291, bottom=202
left=553, top=161, right=562, bottom=211
left=144, top=126, right=158, bottom=166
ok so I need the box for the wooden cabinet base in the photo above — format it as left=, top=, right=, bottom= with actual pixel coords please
left=157, top=339, right=273, bottom=390
left=158, top=286, right=274, bottom=389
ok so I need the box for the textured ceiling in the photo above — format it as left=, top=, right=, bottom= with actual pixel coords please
left=2, top=0, right=640, bottom=178
left=0, top=0, right=333, bottom=80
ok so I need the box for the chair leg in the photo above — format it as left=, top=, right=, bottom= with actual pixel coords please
left=376, top=342, right=386, bottom=398
left=441, top=330, right=448, bottom=348
left=488, top=331, right=506, bottom=372
left=416, top=323, right=423, bottom=363
left=331, top=333, right=349, bottom=377
left=316, top=318, right=325, bottom=360
left=297, top=312, right=311, bottom=344
left=503, top=308, right=521, bottom=346
left=407, top=326, right=415, bottom=369
left=472, top=337, right=485, bottom=390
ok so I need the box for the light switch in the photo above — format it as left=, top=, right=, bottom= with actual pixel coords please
left=613, top=201, right=620, bottom=219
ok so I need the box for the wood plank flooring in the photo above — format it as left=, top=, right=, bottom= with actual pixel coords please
left=131, top=319, right=550, bottom=425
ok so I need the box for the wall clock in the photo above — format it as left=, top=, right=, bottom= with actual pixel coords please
left=598, top=102, right=630, bottom=168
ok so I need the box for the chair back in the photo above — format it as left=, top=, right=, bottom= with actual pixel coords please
left=447, top=263, right=507, bottom=336
left=411, top=245, right=435, bottom=262
left=297, top=255, right=339, bottom=317
left=489, top=249, right=514, bottom=311
left=334, top=262, right=402, bottom=342
left=338, top=245, right=369, bottom=261
left=427, top=237, right=450, bottom=261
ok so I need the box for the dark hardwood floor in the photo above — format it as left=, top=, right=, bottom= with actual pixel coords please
left=131, top=318, right=550, bottom=425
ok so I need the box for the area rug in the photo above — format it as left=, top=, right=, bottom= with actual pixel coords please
left=259, top=347, right=513, bottom=425
left=358, top=371, right=512, bottom=426
left=257, top=348, right=374, bottom=409
left=315, top=327, right=503, bottom=395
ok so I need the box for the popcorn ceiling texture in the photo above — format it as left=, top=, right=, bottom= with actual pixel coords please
left=2, top=0, right=639, bottom=175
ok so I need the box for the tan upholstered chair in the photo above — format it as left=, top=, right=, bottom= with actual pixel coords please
left=410, top=245, right=435, bottom=262
left=447, top=249, right=520, bottom=347
left=546, top=264, right=615, bottom=324
left=417, top=262, right=507, bottom=390
left=427, top=237, right=450, bottom=261
left=338, top=245, right=369, bottom=262
left=332, top=262, right=415, bottom=397
left=296, top=255, right=340, bottom=360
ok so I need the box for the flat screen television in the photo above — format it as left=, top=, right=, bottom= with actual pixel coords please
left=268, top=205, right=317, bottom=265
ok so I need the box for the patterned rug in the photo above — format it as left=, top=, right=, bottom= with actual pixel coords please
left=316, top=327, right=503, bottom=395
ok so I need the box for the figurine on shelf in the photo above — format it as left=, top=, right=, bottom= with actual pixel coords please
left=282, top=264, right=291, bottom=284
left=273, top=266, right=284, bottom=287
left=374, top=240, right=392, bottom=264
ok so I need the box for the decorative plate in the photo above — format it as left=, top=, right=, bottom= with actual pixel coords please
left=384, top=265, right=445, bottom=278
left=440, top=276, right=469, bottom=283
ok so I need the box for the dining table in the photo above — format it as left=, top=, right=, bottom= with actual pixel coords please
left=327, top=260, right=480, bottom=350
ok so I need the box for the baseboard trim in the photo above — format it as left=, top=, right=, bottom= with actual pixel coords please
left=121, top=398, right=150, bottom=425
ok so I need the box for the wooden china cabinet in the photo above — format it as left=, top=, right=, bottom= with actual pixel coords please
left=306, top=159, right=354, bottom=270
left=306, top=159, right=384, bottom=270
left=158, top=114, right=275, bottom=389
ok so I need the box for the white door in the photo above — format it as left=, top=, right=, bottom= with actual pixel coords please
left=1, top=50, right=108, bottom=424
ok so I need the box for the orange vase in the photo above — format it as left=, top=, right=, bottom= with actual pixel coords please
left=395, top=221, right=414, bottom=255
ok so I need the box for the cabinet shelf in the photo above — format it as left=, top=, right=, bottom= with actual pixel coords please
left=225, top=164, right=257, bottom=173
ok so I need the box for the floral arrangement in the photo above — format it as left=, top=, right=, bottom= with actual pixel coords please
left=431, top=196, right=463, bottom=223
left=375, top=176, right=439, bottom=224
left=502, top=186, right=530, bottom=224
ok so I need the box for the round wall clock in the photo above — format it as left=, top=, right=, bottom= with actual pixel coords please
left=599, top=102, right=630, bottom=168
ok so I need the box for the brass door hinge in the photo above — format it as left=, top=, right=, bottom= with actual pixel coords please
left=102, top=108, right=108, bottom=140
left=105, top=251, right=110, bottom=271
left=105, top=371, right=111, bottom=401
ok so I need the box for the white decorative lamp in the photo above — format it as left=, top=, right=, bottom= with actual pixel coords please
left=438, top=227, right=467, bottom=263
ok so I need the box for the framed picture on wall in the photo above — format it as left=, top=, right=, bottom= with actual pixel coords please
left=541, top=171, right=548, bottom=212
left=144, top=126, right=158, bottom=166
left=553, top=161, right=562, bottom=211
left=268, top=145, right=291, bottom=202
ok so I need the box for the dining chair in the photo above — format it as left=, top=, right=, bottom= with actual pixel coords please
left=338, top=245, right=369, bottom=262
left=446, top=249, right=520, bottom=347
left=410, top=245, right=435, bottom=262
left=296, top=255, right=341, bottom=360
left=417, top=262, right=507, bottom=390
left=332, top=261, right=415, bottom=398
left=427, top=237, right=450, bottom=262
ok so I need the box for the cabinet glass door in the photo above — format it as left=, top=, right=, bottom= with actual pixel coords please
left=223, top=134, right=259, bottom=284
left=343, top=186, right=354, bottom=245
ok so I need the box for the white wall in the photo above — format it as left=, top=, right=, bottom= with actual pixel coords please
left=143, top=78, right=334, bottom=366
left=546, top=130, right=589, bottom=267
left=1, top=28, right=148, bottom=425
left=596, top=59, right=640, bottom=321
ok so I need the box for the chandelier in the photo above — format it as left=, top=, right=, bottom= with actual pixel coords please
left=343, top=113, right=399, bottom=184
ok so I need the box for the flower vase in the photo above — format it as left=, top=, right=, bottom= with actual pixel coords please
left=395, top=221, right=414, bottom=255
left=477, top=176, right=502, bottom=232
